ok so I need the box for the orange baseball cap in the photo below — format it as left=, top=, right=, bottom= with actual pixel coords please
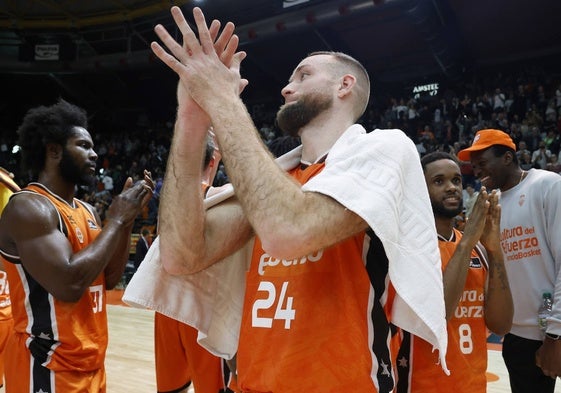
left=457, top=129, right=516, bottom=161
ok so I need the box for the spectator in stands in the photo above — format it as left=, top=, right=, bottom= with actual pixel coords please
left=545, top=100, right=558, bottom=125
left=516, top=140, right=531, bottom=162
left=493, top=87, right=506, bottom=112
left=536, top=85, right=548, bottom=114
left=395, top=98, right=408, bottom=120
left=510, top=84, right=528, bottom=121
left=519, top=150, right=533, bottom=171
left=545, top=153, right=561, bottom=174
left=134, top=228, right=151, bottom=270
left=101, top=169, right=114, bottom=194
left=532, top=141, right=552, bottom=169
left=463, top=183, right=479, bottom=218
left=453, top=214, right=465, bottom=231
left=526, top=126, right=543, bottom=152
left=526, top=104, right=544, bottom=129
left=543, top=129, right=560, bottom=155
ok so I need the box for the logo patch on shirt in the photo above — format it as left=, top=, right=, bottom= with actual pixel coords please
left=75, top=227, right=84, bottom=243
left=87, top=219, right=98, bottom=230
left=469, top=257, right=482, bottom=268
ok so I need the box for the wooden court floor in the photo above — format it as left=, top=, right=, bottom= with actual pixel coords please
left=103, top=289, right=560, bottom=393
left=2, top=290, right=560, bottom=392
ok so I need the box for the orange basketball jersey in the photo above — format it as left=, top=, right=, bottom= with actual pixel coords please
left=0, top=172, right=17, bottom=386
left=236, top=163, right=397, bottom=393
left=0, top=270, right=11, bottom=323
left=0, top=183, right=106, bottom=391
left=395, top=228, right=488, bottom=393
left=154, top=312, right=227, bottom=393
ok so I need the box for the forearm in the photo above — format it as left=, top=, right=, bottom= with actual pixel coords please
left=159, top=111, right=208, bottom=274
left=443, top=241, right=473, bottom=319
left=484, top=250, right=513, bottom=335
left=104, top=222, right=134, bottom=289
left=61, top=220, right=132, bottom=301
left=210, top=98, right=357, bottom=259
left=210, top=99, right=303, bottom=235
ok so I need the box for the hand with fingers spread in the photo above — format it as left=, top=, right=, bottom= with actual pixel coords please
left=151, top=7, right=247, bottom=114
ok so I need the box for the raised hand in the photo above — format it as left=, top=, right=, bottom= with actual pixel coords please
left=105, top=170, right=154, bottom=227
left=150, top=7, right=247, bottom=110
left=479, top=189, right=501, bottom=254
left=462, top=186, right=490, bottom=246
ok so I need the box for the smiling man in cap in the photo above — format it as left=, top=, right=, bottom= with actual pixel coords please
left=458, top=129, right=561, bottom=392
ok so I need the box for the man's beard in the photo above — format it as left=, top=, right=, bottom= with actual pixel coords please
left=276, top=92, right=333, bottom=137
left=432, top=197, right=464, bottom=219
left=59, top=148, right=96, bottom=188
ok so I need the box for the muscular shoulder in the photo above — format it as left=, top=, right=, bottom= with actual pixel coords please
left=0, top=192, right=60, bottom=253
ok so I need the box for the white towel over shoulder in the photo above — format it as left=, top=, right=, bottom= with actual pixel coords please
left=302, top=125, right=447, bottom=371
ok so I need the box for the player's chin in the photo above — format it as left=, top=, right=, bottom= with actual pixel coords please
left=81, top=174, right=98, bottom=188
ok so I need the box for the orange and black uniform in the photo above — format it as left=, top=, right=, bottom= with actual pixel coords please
left=0, top=170, right=18, bottom=387
left=0, top=183, right=106, bottom=393
left=236, top=163, right=397, bottom=393
left=0, top=270, right=11, bottom=386
left=395, top=228, right=488, bottom=393
left=155, top=183, right=231, bottom=393
left=154, top=314, right=229, bottom=393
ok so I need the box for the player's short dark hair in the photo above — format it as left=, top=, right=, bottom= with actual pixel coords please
left=420, top=151, right=458, bottom=173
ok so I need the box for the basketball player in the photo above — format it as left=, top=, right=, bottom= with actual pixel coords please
left=151, top=7, right=447, bottom=392
left=394, top=152, right=512, bottom=392
left=0, top=99, right=153, bottom=392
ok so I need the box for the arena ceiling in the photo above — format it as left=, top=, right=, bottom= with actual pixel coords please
left=0, top=0, right=560, bottom=128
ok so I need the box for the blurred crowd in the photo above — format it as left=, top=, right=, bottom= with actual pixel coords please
left=0, top=60, right=560, bottom=236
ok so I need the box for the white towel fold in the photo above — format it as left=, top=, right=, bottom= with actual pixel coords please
left=124, top=126, right=448, bottom=372
left=123, top=235, right=249, bottom=358
left=123, top=147, right=302, bottom=359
